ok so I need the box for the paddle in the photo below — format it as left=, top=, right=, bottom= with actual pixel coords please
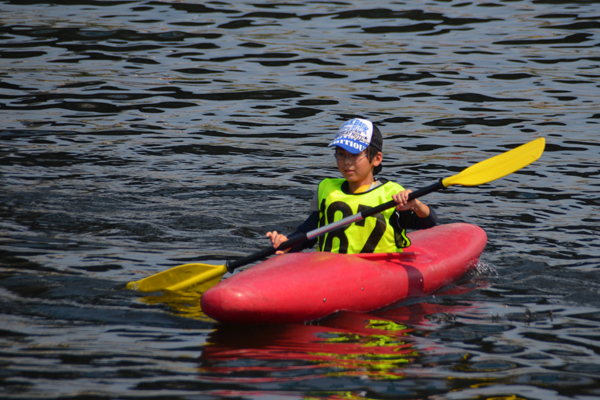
left=127, top=137, right=545, bottom=293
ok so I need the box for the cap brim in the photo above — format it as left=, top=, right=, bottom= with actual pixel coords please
left=328, top=139, right=367, bottom=154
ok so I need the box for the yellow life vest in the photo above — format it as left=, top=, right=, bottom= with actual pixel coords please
left=317, top=178, right=411, bottom=254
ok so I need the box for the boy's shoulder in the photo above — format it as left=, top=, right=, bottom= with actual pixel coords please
left=318, top=177, right=401, bottom=195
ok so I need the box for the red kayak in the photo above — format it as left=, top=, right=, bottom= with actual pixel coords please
left=201, top=223, right=486, bottom=324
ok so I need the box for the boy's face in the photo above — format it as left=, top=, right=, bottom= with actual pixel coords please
left=334, top=147, right=382, bottom=185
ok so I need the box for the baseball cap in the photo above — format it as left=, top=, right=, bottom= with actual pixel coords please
left=328, top=118, right=383, bottom=154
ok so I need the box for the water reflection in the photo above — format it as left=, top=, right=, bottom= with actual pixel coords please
left=139, top=289, right=213, bottom=322
left=201, top=312, right=416, bottom=382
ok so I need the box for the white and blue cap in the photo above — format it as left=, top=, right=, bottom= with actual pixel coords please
left=328, top=118, right=383, bottom=154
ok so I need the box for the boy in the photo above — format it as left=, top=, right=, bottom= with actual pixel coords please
left=267, top=118, right=437, bottom=254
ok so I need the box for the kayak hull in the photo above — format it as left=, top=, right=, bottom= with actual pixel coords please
left=201, top=223, right=487, bottom=324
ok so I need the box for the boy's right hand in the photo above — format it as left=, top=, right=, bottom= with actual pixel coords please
left=266, top=231, right=290, bottom=255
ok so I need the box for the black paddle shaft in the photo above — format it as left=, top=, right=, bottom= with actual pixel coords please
left=225, top=179, right=445, bottom=273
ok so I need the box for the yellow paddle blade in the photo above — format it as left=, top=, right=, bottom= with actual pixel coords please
left=442, top=137, right=545, bottom=187
left=126, top=263, right=227, bottom=293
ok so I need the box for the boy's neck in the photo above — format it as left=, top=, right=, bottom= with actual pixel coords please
left=348, top=177, right=375, bottom=194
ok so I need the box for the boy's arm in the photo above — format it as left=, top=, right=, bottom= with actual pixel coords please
left=397, top=207, right=438, bottom=230
left=267, top=187, right=321, bottom=254
left=287, top=211, right=319, bottom=252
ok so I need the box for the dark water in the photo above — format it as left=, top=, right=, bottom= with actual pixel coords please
left=1, top=0, right=600, bottom=398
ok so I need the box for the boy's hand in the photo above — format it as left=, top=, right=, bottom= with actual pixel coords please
left=393, top=189, right=431, bottom=217
left=266, top=231, right=290, bottom=255
left=392, top=189, right=415, bottom=211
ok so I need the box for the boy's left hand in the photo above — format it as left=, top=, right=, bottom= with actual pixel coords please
left=393, top=189, right=431, bottom=217
left=392, top=189, right=415, bottom=211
